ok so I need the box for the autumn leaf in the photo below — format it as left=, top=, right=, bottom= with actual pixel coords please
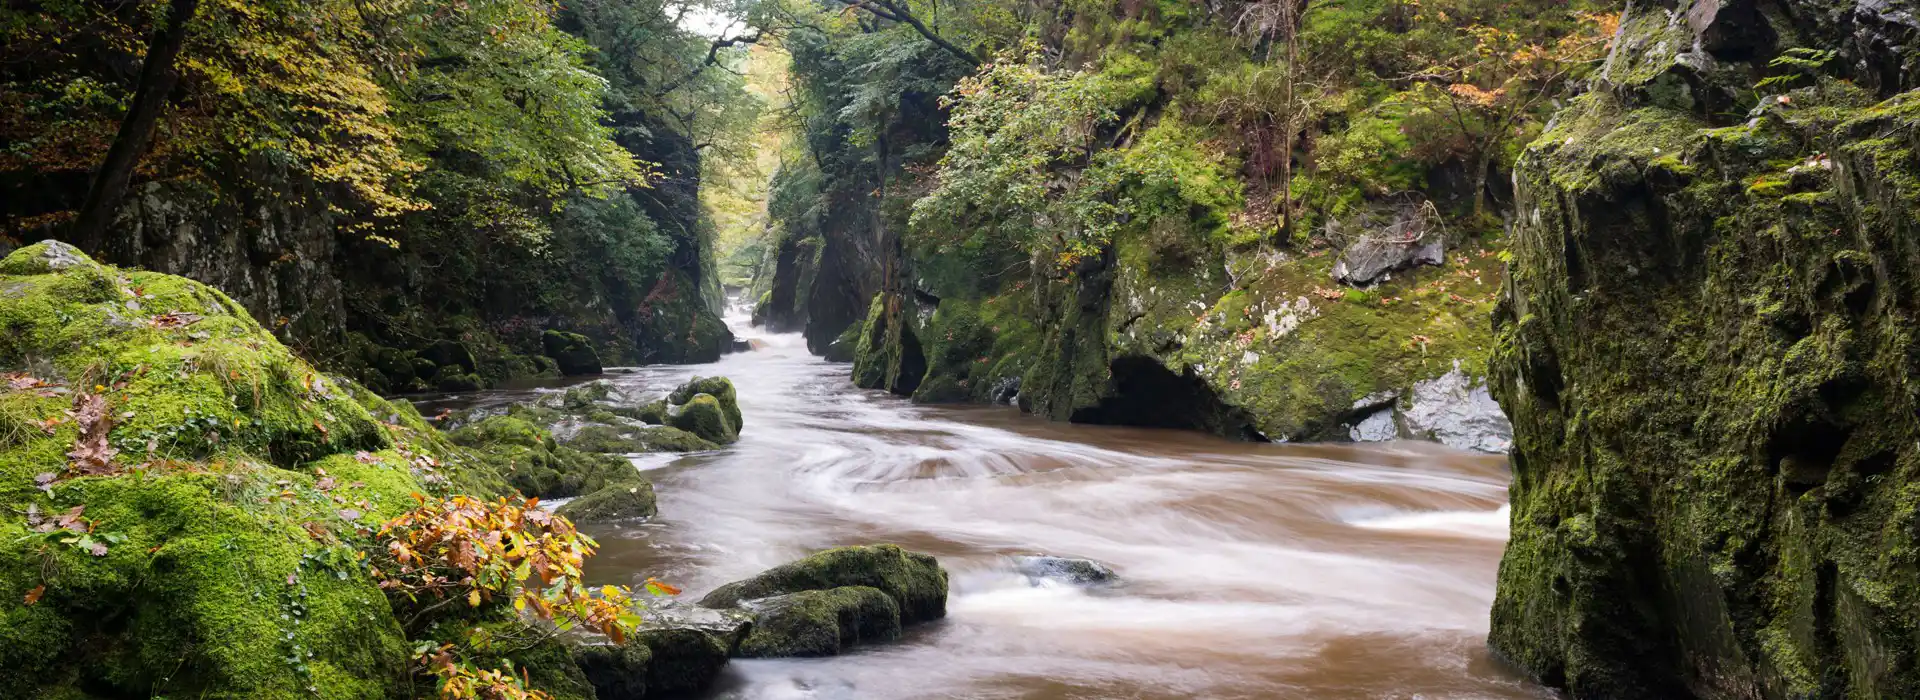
left=23, top=585, right=45, bottom=606
left=644, top=578, right=682, bottom=596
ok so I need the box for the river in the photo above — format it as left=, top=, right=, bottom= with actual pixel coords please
left=423, top=308, right=1543, bottom=699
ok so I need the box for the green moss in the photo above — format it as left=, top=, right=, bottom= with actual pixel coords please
left=540, top=330, right=602, bottom=376
left=667, top=376, right=741, bottom=433
left=734, top=586, right=902, bottom=658
left=0, top=244, right=626, bottom=700
left=698, top=544, right=948, bottom=625
left=1486, top=57, right=1920, bottom=699
left=554, top=481, right=657, bottom=521
left=850, top=292, right=890, bottom=389
left=1, top=472, right=408, bottom=699
left=669, top=394, right=736, bottom=445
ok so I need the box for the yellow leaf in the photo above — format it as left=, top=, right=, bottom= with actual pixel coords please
left=468, top=589, right=482, bottom=607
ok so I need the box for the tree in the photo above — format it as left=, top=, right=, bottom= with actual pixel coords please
left=1233, top=0, right=1319, bottom=242
left=1406, top=12, right=1616, bottom=218
left=69, top=0, right=200, bottom=254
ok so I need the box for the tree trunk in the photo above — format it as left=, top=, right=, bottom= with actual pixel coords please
left=1470, top=147, right=1494, bottom=220
left=70, top=0, right=201, bottom=255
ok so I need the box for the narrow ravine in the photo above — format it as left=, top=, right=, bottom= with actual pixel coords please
left=423, top=304, right=1544, bottom=699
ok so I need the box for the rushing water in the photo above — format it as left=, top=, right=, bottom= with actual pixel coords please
left=423, top=308, right=1543, bottom=699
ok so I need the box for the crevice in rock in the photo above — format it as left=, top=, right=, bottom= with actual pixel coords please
left=1068, top=355, right=1263, bottom=441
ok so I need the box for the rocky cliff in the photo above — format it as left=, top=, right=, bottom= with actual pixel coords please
left=1489, top=0, right=1920, bottom=695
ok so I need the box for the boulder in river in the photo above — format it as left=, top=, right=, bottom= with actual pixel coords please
left=1010, top=555, right=1119, bottom=587
left=575, top=600, right=751, bottom=698
left=670, top=394, right=737, bottom=444
left=700, top=544, right=948, bottom=625
left=699, top=545, right=948, bottom=658
left=542, top=330, right=604, bottom=376
left=668, top=376, right=742, bottom=432
left=555, top=481, right=657, bottom=522
left=736, top=586, right=903, bottom=657
left=565, top=423, right=718, bottom=454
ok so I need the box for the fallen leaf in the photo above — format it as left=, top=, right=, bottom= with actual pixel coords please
left=23, top=585, right=44, bottom=606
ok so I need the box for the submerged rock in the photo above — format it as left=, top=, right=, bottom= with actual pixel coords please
left=1401, top=363, right=1510, bottom=453
left=1010, top=555, right=1119, bottom=587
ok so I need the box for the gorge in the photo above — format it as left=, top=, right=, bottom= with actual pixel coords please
left=4, top=0, right=1920, bottom=697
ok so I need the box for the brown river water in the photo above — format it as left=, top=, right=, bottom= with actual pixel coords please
left=418, top=309, right=1546, bottom=700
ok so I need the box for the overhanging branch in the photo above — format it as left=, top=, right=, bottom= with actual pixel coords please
left=833, top=0, right=980, bottom=65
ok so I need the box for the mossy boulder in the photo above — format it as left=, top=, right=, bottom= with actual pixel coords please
left=699, top=544, right=948, bottom=625
left=431, top=365, right=483, bottom=391
left=541, top=330, right=603, bottom=376
left=633, top=627, right=732, bottom=696
left=565, top=424, right=717, bottom=454
left=735, top=586, right=903, bottom=658
left=554, top=481, right=656, bottom=522
left=573, top=641, right=651, bottom=700
left=667, top=376, right=741, bottom=432
left=669, top=394, right=736, bottom=445
left=420, top=339, right=478, bottom=374
left=0, top=243, right=460, bottom=697
left=449, top=416, right=638, bottom=499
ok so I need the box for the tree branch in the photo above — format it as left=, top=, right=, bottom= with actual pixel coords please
left=652, top=30, right=763, bottom=97
left=833, top=0, right=980, bottom=65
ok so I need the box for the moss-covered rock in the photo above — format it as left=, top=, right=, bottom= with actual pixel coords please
left=735, top=586, right=903, bottom=658
left=667, top=376, right=741, bottom=432
left=822, top=321, right=859, bottom=362
left=699, top=544, right=948, bottom=625
left=633, top=627, right=732, bottom=696
left=554, top=481, right=657, bottom=522
left=0, top=243, right=464, bottom=698
left=542, top=330, right=603, bottom=376
left=1486, top=8, right=1920, bottom=697
left=449, top=416, right=638, bottom=498
left=669, top=394, right=736, bottom=445
left=573, top=641, right=651, bottom=700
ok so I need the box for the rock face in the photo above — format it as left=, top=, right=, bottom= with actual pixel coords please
left=699, top=545, right=949, bottom=657
left=1489, top=1, right=1920, bottom=697
left=1329, top=203, right=1447, bottom=287
left=1402, top=364, right=1511, bottom=453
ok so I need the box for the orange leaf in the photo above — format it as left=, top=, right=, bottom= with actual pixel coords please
left=24, top=585, right=45, bottom=606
